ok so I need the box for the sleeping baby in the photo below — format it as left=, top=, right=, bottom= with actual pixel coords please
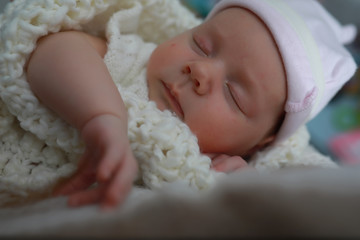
left=0, top=0, right=357, bottom=209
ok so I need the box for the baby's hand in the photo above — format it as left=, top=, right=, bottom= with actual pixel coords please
left=54, top=114, right=138, bottom=210
left=208, top=154, right=249, bottom=173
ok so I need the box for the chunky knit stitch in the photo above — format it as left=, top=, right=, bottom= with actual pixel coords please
left=0, top=0, right=336, bottom=207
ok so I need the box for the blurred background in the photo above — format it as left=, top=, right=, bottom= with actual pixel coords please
left=1, top=0, right=360, bottom=164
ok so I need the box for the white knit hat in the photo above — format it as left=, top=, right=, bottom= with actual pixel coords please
left=206, top=0, right=358, bottom=144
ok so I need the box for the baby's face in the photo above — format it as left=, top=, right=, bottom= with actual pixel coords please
left=147, top=7, right=286, bottom=156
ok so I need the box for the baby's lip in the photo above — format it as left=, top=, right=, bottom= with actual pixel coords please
left=162, top=81, right=184, bottom=119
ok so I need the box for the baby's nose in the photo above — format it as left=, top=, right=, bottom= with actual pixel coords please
left=183, top=62, right=212, bottom=95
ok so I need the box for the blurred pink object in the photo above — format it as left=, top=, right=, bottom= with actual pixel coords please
left=329, top=129, right=360, bottom=164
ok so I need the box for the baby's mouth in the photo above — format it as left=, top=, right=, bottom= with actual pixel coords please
left=162, top=81, right=184, bottom=119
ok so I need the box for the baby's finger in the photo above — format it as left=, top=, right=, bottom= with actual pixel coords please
left=211, top=156, right=248, bottom=173
left=53, top=149, right=94, bottom=195
left=53, top=170, right=94, bottom=196
left=204, top=153, right=218, bottom=159
left=53, top=157, right=96, bottom=196
left=101, top=153, right=138, bottom=209
left=211, top=154, right=230, bottom=165
left=67, top=185, right=104, bottom=207
left=96, top=143, right=122, bottom=182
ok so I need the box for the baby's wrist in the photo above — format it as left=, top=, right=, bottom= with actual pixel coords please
left=80, top=113, right=127, bottom=133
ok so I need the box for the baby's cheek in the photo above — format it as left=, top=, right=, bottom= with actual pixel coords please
left=189, top=124, right=228, bottom=153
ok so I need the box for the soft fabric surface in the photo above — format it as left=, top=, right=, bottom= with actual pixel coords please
left=1, top=165, right=360, bottom=237
left=0, top=0, right=217, bottom=207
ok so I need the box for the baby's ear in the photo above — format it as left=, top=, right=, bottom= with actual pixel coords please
left=259, top=135, right=276, bottom=148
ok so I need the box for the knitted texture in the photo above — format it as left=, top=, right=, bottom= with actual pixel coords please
left=0, top=0, right=217, bottom=207
left=0, top=0, right=337, bottom=207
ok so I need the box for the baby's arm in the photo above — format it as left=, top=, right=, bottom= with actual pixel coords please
left=26, top=31, right=138, bottom=209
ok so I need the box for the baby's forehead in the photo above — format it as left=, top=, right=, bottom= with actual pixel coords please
left=202, top=6, right=271, bottom=42
left=204, top=6, right=245, bottom=23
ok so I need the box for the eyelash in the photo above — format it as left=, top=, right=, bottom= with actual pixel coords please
left=193, top=35, right=209, bottom=57
left=226, top=81, right=242, bottom=112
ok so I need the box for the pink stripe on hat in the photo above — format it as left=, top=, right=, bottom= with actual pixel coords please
left=207, top=0, right=358, bottom=144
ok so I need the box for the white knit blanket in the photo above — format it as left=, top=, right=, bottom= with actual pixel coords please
left=0, top=0, right=337, bottom=207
